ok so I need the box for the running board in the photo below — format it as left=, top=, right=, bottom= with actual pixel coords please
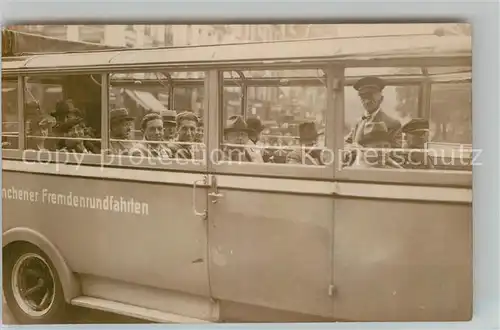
left=70, top=296, right=212, bottom=323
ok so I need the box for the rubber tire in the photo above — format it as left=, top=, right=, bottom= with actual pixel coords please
left=3, top=243, right=68, bottom=324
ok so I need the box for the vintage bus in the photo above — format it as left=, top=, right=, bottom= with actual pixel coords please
left=2, top=34, right=472, bottom=324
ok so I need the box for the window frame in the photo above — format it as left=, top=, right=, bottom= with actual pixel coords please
left=428, top=80, right=472, bottom=145
left=2, top=57, right=472, bottom=188
left=10, top=69, right=209, bottom=173
left=101, top=69, right=209, bottom=172
left=333, top=64, right=472, bottom=188
left=16, top=72, right=105, bottom=167
left=207, top=67, right=336, bottom=180
left=1, top=75, right=21, bottom=153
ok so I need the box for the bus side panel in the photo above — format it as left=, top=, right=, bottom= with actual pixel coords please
left=332, top=198, right=472, bottom=322
left=2, top=171, right=210, bottom=298
left=208, top=189, right=334, bottom=319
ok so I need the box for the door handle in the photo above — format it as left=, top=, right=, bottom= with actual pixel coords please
left=208, top=191, right=224, bottom=204
left=193, top=176, right=207, bottom=219
left=209, top=175, right=224, bottom=204
left=208, top=191, right=224, bottom=203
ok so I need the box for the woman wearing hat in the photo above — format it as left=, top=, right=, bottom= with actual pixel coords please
left=56, top=118, right=92, bottom=153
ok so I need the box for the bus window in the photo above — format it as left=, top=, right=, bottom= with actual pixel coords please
left=108, top=71, right=205, bottom=162
left=428, top=82, right=472, bottom=171
left=430, top=82, right=472, bottom=145
left=223, top=71, right=244, bottom=119
left=2, top=78, right=18, bottom=149
left=342, top=66, right=472, bottom=172
left=23, top=74, right=102, bottom=154
left=220, top=69, right=327, bottom=166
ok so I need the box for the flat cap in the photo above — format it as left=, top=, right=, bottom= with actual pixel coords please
left=401, top=118, right=429, bottom=134
left=140, top=112, right=162, bottom=130
left=110, top=108, right=134, bottom=123
left=176, top=111, right=199, bottom=126
left=353, top=76, right=386, bottom=92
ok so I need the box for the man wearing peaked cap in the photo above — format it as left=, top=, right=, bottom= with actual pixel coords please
left=160, top=109, right=177, bottom=141
left=401, top=118, right=429, bottom=134
left=399, top=118, right=434, bottom=169
left=353, top=76, right=386, bottom=93
left=345, top=76, right=402, bottom=150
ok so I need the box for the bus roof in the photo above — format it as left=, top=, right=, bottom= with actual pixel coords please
left=2, top=28, right=121, bottom=57
left=2, top=34, right=471, bottom=74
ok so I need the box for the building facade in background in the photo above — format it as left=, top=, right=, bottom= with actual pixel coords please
left=7, top=24, right=335, bottom=48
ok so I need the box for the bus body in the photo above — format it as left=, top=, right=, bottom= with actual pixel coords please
left=2, top=34, right=472, bottom=323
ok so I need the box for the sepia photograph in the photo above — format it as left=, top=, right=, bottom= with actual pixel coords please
left=1, top=23, right=472, bottom=324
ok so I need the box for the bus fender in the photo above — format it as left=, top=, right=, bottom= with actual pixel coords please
left=2, top=227, right=81, bottom=303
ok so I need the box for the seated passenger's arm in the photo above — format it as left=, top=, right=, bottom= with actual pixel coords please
left=129, top=144, right=147, bottom=157
left=286, top=150, right=302, bottom=164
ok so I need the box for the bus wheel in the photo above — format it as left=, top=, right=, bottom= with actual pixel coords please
left=3, top=243, right=68, bottom=324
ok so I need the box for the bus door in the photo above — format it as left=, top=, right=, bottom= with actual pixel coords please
left=204, top=69, right=336, bottom=321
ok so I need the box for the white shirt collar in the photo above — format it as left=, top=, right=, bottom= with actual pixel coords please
left=364, top=107, right=381, bottom=119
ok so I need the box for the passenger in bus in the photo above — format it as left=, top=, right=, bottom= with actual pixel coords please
left=26, top=116, right=56, bottom=151
left=343, top=76, right=402, bottom=168
left=398, top=118, right=434, bottom=170
left=160, top=110, right=177, bottom=141
left=57, top=118, right=92, bottom=153
left=246, top=117, right=265, bottom=163
left=66, top=107, right=101, bottom=154
left=24, top=101, right=41, bottom=139
left=221, top=115, right=255, bottom=162
left=344, top=76, right=402, bottom=149
left=195, top=120, right=204, bottom=143
left=286, top=122, right=324, bottom=166
left=131, top=112, right=171, bottom=158
left=109, top=108, right=136, bottom=155
left=51, top=100, right=73, bottom=137
left=167, top=112, right=202, bottom=159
